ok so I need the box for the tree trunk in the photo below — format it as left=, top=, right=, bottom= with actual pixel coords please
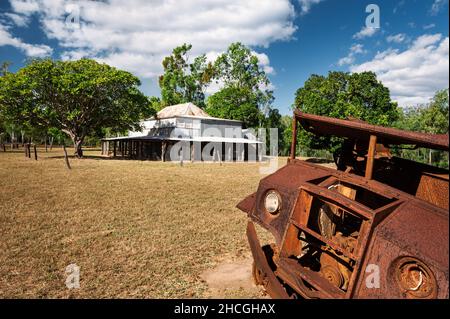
left=63, top=144, right=71, bottom=169
left=62, top=129, right=84, bottom=158
left=74, top=139, right=83, bottom=158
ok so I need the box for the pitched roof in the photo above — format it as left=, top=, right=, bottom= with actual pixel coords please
left=156, top=103, right=211, bottom=119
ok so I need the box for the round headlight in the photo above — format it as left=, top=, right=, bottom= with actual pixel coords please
left=264, top=190, right=281, bottom=214
left=391, top=257, right=437, bottom=299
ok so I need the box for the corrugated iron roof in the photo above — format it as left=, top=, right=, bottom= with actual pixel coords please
left=156, top=103, right=211, bottom=119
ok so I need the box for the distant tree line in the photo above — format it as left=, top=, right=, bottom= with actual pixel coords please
left=392, top=89, right=448, bottom=168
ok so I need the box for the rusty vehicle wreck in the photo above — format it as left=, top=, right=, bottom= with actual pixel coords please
left=237, top=111, right=449, bottom=299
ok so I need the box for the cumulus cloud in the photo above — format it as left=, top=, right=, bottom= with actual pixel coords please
left=338, top=44, right=366, bottom=66
left=2, top=12, right=30, bottom=27
left=252, top=51, right=275, bottom=75
left=386, top=33, right=407, bottom=43
left=6, top=0, right=297, bottom=79
left=9, top=0, right=39, bottom=15
left=0, top=24, right=52, bottom=57
left=423, top=23, right=436, bottom=30
left=353, top=26, right=379, bottom=39
left=351, top=34, right=449, bottom=107
left=298, top=0, right=324, bottom=15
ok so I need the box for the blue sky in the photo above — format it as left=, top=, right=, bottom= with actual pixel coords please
left=0, top=0, right=448, bottom=115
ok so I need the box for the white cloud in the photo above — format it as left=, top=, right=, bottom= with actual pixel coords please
left=430, top=0, right=448, bottom=15
left=353, top=26, right=379, bottom=39
left=350, top=34, right=449, bottom=107
left=337, top=56, right=354, bottom=66
left=252, top=51, right=275, bottom=75
left=386, top=33, right=407, bottom=43
left=298, top=0, right=324, bottom=15
left=350, top=43, right=365, bottom=54
left=6, top=0, right=298, bottom=80
left=423, top=23, right=436, bottom=30
left=3, top=12, right=29, bottom=27
left=338, top=43, right=366, bottom=66
left=9, top=0, right=40, bottom=15
left=0, top=24, right=52, bottom=57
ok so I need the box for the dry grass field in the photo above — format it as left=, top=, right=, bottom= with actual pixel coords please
left=0, top=146, right=294, bottom=298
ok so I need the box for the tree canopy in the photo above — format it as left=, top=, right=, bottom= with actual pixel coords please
left=394, top=89, right=449, bottom=167
left=294, top=71, right=400, bottom=152
left=206, top=42, right=275, bottom=128
left=205, top=86, right=262, bottom=128
left=0, top=58, right=152, bottom=157
left=159, top=44, right=214, bottom=108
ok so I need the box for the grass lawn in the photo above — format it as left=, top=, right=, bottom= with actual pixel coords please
left=0, top=146, right=289, bottom=298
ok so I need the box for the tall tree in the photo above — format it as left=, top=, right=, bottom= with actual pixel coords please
left=206, top=42, right=274, bottom=128
left=159, top=44, right=214, bottom=108
left=294, top=71, right=399, bottom=153
left=206, top=86, right=262, bottom=128
left=421, top=88, right=449, bottom=135
left=1, top=61, right=11, bottom=76
left=394, top=89, right=449, bottom=167
left=0, top=59, right=152, bottom=157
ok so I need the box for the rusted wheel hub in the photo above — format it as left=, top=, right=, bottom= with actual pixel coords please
left=321, top=265, right=344, bottom=288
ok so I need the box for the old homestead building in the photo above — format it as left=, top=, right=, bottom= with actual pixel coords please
left=101, top=103, right=263, bottom=162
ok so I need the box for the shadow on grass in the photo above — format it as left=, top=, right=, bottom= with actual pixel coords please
left=304, top=157, right=334, bottom=164
left=46, top=155, right=155, bottom=161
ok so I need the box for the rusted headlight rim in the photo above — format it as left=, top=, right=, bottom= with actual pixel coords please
left=263, top=189, right=282, bottom=216
left=390, top=256, right=438, bottom=299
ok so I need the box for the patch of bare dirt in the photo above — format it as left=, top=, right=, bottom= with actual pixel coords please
left=200, top=257, right=269, bottom=299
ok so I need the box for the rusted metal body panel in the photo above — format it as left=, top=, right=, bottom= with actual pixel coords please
left=238, top=111, right=449, bottom=299
left=246, top=222, right=290, bottom=299
left=354, top=201, right=449, bottom=298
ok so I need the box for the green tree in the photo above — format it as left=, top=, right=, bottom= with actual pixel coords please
left=1, top=61, right=11, bottom=76
left=159, top=44, right=214, bottom=108
left=279, top=115, right=293, bottom=156
left=206, top=86, right=262, bottom=127
left=394, top=89, right=449, bottom=167
left=294, top=71, right=399, bottom=153
left=421, top=88, right=449, bottom=135
left=206, top=42, right=274, bottom=128
left=148, top=96, right=164, bottom=112
left=0, top=58, right=152, bottom=157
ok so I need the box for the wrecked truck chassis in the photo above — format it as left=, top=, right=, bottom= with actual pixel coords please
left=238, top=111, right=449, bottom=299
